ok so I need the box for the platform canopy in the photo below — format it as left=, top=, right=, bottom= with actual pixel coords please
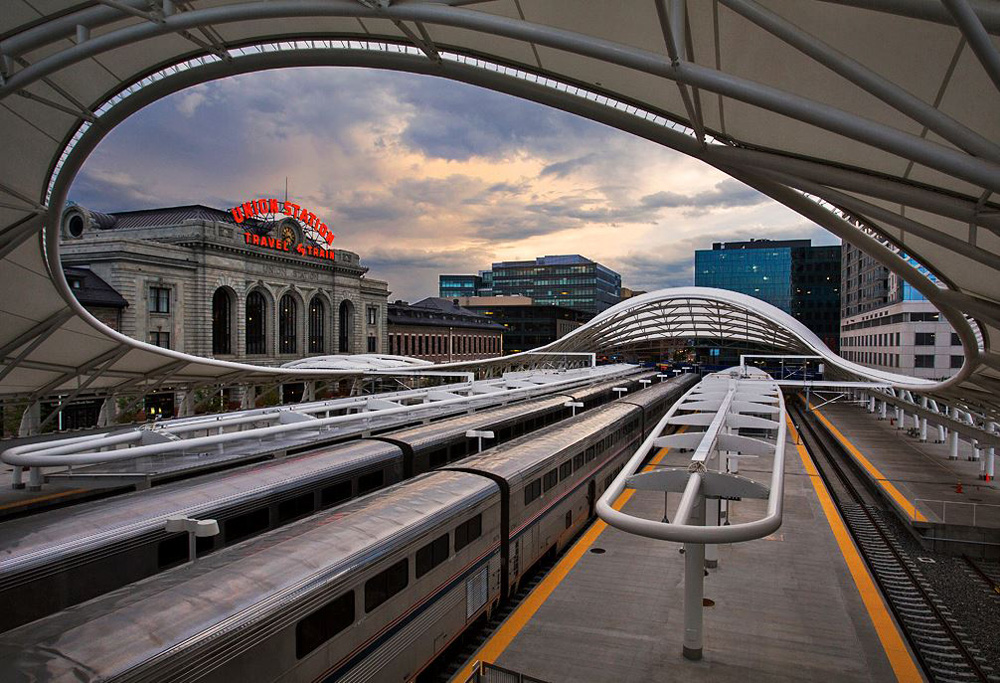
left=0, top=1, right=998, bottom=411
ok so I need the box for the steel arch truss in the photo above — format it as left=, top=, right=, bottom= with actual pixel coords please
left=1, top=1, right=999, bottom=421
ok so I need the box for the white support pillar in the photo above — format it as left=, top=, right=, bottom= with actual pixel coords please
left=868, top=395, right=876, bottom=413
left=949, top=429, right=960, bottom=460
left=705, top=498, right=719, bottom=569
left=879, top=400, right=887, bottom=420
left=971, top=438, right=981, bottom=462
left=912, top=411, right=920, bottom=431
left=18, top=401, right=41, bottom=437
left=919, top=398, right=928, bottom=441
left=682, top=495, right=706, bottom=661
left=937, top=421, right=947, bottom=444
left=239, top=385, right=256, bottom=410
left=898, top=408, right=906, bottom=430
left=987, top=422, right=997, bottom=481
left=177, top=390, right=195, bottom=418
left=97, top=396, right=118, bottom=427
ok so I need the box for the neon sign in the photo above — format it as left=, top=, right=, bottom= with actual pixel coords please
left=242, top=231, right=337, bottom=261
left=230, top=197, right=335, bottom=245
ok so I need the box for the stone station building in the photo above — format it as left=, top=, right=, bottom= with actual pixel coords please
left=60, top=204, right=390, bottom=368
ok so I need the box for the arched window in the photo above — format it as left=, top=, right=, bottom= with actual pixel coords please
left=246, top=291, right=267, bottom=355
left=308, top=298, right=325, bottom=354
left=339, top=300, right=354, bottom=353
left=279, top=294, right=297, bottom=354
left=212, top=288, right=231, bottom=355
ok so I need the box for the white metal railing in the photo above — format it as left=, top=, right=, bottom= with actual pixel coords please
left=5, top=364, right=636, bottom=489
left=596, top=366, right=785, bottom=661
left=913, top=498, right=1000, bottom=527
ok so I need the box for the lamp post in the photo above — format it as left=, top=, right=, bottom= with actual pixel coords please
left=466, top=430, right=495, bottom=453
left=613, top=387, right=628, bottom=399
left=165, top=516, right=220, bottom=564
left=564, top=401, right=584, bottom=417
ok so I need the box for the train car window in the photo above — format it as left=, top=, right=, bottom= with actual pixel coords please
left=157, top=534, right=188, bottom=569
left=320, top=480, right=352, bottom=508
left=358, top=470, right=385, bottom=494
left=559, top=461, right=572, bottom=481
left=524, top=479, right=541, bottom=506
left=365, top=559, right=409, bottom=613
left=455, top=514, right=483, bottom=551
left=543, top=469, right=558, bottom=492
left=416, top=534, right=450, bottom=578
left=586, top=446, right=596, bottom=463
left=225, top=507, right=270, bottom=544
left=573, top=453, right=584, bottom=471
left=296, top=591, right=355, bottom=659
left=428, top=448, right=448, bottom=468
left=278, top=492, right=314, bottom=524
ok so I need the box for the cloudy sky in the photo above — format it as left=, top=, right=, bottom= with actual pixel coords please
left=69, top=67, right=837, bottom=300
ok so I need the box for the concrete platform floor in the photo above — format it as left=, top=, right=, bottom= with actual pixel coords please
left=810, top=400, right=1000, bottom=528
left=452, top=424, right=914, bottom=683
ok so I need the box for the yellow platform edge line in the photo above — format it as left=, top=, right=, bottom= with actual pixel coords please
left=449, top=429, right=686, bottom=683
left=786, top=416, right=923, bottom=683
left=0, top=488, right=88, bottom=511
left=807, top=400, right=927, bottom=522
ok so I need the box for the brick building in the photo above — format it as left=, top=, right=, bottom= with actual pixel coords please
left=387, top=298, right=504, bottom=362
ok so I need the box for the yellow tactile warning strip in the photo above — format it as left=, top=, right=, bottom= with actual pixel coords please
left=448, top=431, right=685, bottom=683
left=0, top=488, right=87, bottom=511
left=787, top=417, right=922, bottom=682
left=806, top=400, right=927, bottom=522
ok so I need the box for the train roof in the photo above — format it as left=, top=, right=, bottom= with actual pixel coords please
left=0, top=470, right=497, bottom=682
left=448, top=401, right=639, bottom=486
left=565, top=370, right=656, bottom=401
left=619, top=374, right=698, bottom=410
left=384, top=393, right=570, bottom=450
left=0, top=438, right=400, bottom=576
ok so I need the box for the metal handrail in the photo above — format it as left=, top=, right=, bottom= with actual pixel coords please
left=596, top=372, right=786, bottom=544
left=3, top=365, right=636, bottom=484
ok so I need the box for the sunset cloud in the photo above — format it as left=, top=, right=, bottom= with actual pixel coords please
left=69, top=67, right=836, bottom=300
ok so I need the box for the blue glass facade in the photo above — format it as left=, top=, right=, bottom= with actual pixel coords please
left=696, top=239, right=841, bottom=351
left=439, top=274, right=482, bottom=299
left=695, top=244, right=797, bottom=312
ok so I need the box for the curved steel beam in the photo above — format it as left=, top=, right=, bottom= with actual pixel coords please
left=2, top=1, right=999, bottom=192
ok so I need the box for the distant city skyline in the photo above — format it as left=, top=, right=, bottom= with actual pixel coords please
left=68, top=67, right=837, bottom=300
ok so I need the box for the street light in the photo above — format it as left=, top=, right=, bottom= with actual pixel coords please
left=466, top=429, right=495, bottom=453
left=165, top=516, right=220, bottom=564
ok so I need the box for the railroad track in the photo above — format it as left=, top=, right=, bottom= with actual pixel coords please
left=792, top=402, right=995, bottom=683
left=964, top=556, right=1000, bottom=598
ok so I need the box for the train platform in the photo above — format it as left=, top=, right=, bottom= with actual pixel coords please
left=806, top=399, right=1000, bottom=536
left=451, top=422, right=917, bottom=683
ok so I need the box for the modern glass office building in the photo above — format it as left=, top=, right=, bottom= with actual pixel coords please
left=489, top=255, right=620, bottom=314
left=441, top=255, right=620, bottom=315
left=695, top=239, right=841, bottom=351
left=439, top=274, right=483, bottom=300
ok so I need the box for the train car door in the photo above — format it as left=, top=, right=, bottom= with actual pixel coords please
left=587, top=479, right=596, bottom=517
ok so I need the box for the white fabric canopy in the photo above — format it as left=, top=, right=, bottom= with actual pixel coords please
left=1, top=1, right=998, bottom=413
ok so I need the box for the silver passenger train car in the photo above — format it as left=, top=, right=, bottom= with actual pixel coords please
left=0, top=374, right=695, bottom=682
left=0, top=372, right=658, bottom=633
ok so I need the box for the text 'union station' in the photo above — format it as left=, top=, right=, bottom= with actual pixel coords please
left=60, top=203, right=388, bottom=364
